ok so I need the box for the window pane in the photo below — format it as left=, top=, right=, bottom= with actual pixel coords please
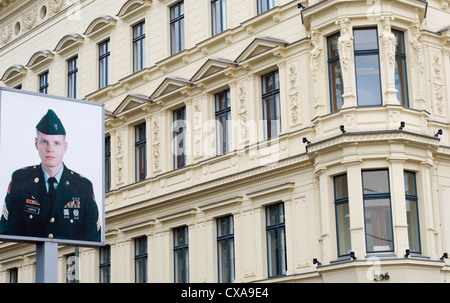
left=135, top=145, right=145, bottom=180
left=355, top=54, right=382, bottom=106
left=404, top=172, right=416, bottom=196
left=393, top=30, right=405, bottom=54
left=406, top=199, right=420, bottom=253
left=364, top=198, right=393, bottom=252
left=328, top=33, right=340, bottom=58
left=395, top=56, right=408, bottom=106
left=174, top=226, right=188, bottom=246
left=262, top=73, right=273, bottom=94
left=334, top=174, right=348, bottom=200
left=135, top=258, right=146, bottom=283
left=336, top=202, right=351, bottom=256
left=135, top=237, right=147, bottom=255
left=266, top=203, right=284, bottom=226
left=363, top=170, right=389, bottom=194
left=330, top=60, right=344, bottom=112
left=174, top=249, right=188, bottom=283
left=218, top=240, right=228, bottom=281
left=354, top=28, right=378, bottom=51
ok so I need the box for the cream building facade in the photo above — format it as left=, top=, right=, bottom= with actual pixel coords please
left=0, top=0, right=449, bottom=283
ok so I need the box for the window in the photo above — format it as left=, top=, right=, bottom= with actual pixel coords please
left=217, top=215, right=235, bottom=283
left=39, top=71, right=49, bottom=94
left=9, top=268, right=18, bottom=283
left=173, top=107, right=186, bottom=169
left=135, top=237, right=147, bottom=283
left=354, top=28, right=382, bottom=106
left=135, top=123, right=147, bottom=182
left=257, top=0, right=275, bottom=14
left=133, top=22, right=146, bottom=73
left=211, top=0, right=227, bottom=36
left=266, top=202, right=286, bottom=277
left=334, top=174, right=351, bottom=257
left=215, top=89, right=231, bottom=155
left=174, top=226, right=189, bottom=283
left=261, top=70, right=281, bottom=140
left=405, top=171, right=421, bottom=253
left=68, top=56, right=78, bottom=99
left=99, top=39, right=110, bottom=89
left=170, top=1, right=185, bottom=55
left=99, top=245, right=111, bottom=283
left=393, top=30, right=409, bottom=107
left=105, top=136, right=111, bottom=192
left=362, top=170, right=393, bottom=253
left=328, top=33, right=344, bottom=112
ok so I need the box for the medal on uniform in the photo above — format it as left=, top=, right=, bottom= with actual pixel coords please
left=73, top=209, right=79, bottom=220
left=64, top=209, right=69, bottom=219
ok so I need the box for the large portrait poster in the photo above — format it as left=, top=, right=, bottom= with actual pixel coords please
left=0, top=87, right=105, bottom=246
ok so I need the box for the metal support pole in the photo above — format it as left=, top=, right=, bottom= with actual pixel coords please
left=35, top=242, right=58, bottom=283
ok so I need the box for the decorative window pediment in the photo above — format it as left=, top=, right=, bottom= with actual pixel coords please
left=113, top=94, right=152, bottom=118
left=117, top=0, right=152, bottom=20
left=150, top=77, right=193, bottom=100
left=235, top=37, right=287, bottom=64
left=26, top=50, right=54, bottom=70
left=190, top=58, right=238, bottom=82
left=84, top=15, right=117, bottom=38
left=1, top=65, right=27, bottom=86
left=54, top=34, right=84, bottom=55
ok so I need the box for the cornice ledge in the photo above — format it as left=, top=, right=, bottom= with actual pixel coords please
left=105, top=153, right=311, bottom=219
left=307, top=130, right=441, bottom=154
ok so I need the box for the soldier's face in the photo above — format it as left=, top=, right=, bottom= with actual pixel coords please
left=35, top=133, right=68, bottom=172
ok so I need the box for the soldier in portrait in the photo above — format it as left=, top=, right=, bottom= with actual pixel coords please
left=0, top=109, right=101, bottom=242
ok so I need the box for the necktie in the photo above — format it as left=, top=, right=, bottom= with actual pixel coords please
left=48, top=177, right=57, bottom=204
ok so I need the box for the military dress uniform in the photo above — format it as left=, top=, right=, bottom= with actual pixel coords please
left=0, top=164, right=101, bottom=242
left=0, top=109, right=101, bottom=243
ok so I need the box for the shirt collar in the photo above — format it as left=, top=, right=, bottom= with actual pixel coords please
left=41, top=164, right=64, bottom=184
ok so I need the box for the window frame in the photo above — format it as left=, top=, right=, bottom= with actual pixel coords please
left=9, top=268, right=18, bottom=283
left=99, top=245, right=111, bottom=283
left=135, top=123, right=147, bottom=182
left=173, top=226, right=189, bottom=283
left=67, top=56, right=78, bottom=99
left=170, top=1, right=185, bottom=55
left=39, top=71, right=49, bottom=94
left=327, top=32, right=344, bottom=113
left=404, top=171, right=421, bottom=254
left=132, top=21, right=146, bottom=73
left=353, top=27, right=383, bottom=107
left=217, top=215, right=235, bottom=283
left=211, top=0, right=227, bottom=36
left=261, top=70, right=281, bottom=140
left=98, top=39, right=110, bottom=89
left=393, top=29, right=409, bottom=107
left=173, top=107, right=186, bottom=170
left=105, top=136, right=111, bottom=192
left=215, top=89, right=231, bottom=156
left=257, top=0, right=275, bottom=14
left=266, top=202, right=286, bottom=278
left=334, top=174, right=351, bottom=257
left=134, top=236, right=148, bottom=283
left=362, top=169, right=394, bottom=254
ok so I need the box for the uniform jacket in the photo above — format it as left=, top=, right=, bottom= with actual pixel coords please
left=0, top=164, right=101, bottom=243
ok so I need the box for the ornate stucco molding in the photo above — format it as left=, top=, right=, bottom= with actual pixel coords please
left=105, top=153, right=312, bottom=219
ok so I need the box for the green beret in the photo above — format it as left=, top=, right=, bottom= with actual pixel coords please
left=36, top=109, right=66, bottom=135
